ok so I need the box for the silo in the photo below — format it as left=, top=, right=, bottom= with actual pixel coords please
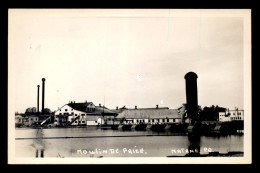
left=184, top=72, right=198, bottom=124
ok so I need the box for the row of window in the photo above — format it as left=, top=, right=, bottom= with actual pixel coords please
left=58, top=113, right=85, bottom=116
left=54, top=120, right=87, bottom=124
left=129, top=119, right=173, bottom=123
left=149, top=119, right=172, bottom=122
left=231, top=117, right=242, bottom=120
left=220, top=114, right=243, bottom=117
left=61, top=108, right=96, bottom=112
left=87, top=108, right=95, bottom=111
left=61, top=108, right=97, bottom=112
left=231, top=112, right=243, bottom=115
left=62, top=108, right=95, bottom=112
left=74, top=121, right=85, bottom=123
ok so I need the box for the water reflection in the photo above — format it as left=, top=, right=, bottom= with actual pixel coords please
left=187, top=134, right=201, bottom=156
left=30, top=128, right=45, bottom=158
left=15, top=128, right=243, bottom=158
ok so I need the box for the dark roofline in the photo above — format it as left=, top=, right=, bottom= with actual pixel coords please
left=123, top=117, right=181, bottom=119
left=66, top=102, right=117, bottom=115
left=114, top=107, right=169, bottom=110
left=86, top=102, right=94, bottom=105
left=226, top=110, right=244, bottom=111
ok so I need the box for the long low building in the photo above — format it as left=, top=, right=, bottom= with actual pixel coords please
left=112, top=105, right=187, bottom=125
left=54, top=101, right=118, bottom=126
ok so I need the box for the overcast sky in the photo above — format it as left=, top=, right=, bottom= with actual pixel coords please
left=9, top=9, right=248, bottom=113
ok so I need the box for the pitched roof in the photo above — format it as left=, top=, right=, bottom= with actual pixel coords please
left=68, top=102, right=88, bottom=112
left=112, top=107, right=169, bottom=113
left=95, top=106, right=117, bottom=114
left=86, top=102, right=94, bottom=107
left=15, top=115, right=24, bottom=118
left=116, top=108, right=181, bottom=119
left=67, top=102, right=117, bottom=115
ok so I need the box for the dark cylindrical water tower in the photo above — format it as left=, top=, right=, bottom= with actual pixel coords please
left=184, top=72, right=198, bottom=124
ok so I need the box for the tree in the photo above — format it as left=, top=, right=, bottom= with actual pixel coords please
left=43, top=108, right=52, bottom=114
left=24, top=107, right=52, bottom=115
left=25, top=107, right=37, bottom=116
left=198, top=105, right=226, bottom=121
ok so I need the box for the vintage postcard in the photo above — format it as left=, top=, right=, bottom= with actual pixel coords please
left=8, top=9, right=252, bottom=164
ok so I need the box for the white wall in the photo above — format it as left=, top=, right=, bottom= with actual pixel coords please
left=229, top=110, right=244, bottom=121
left=219, top=110, right=244, bottom=122
left=175, top=119, right=182, bottom=123
left=219, top=112, right=231, bottom=122
left=55, top=104, right=88, bottom=125
left=87, top=120, right=97, bottom=126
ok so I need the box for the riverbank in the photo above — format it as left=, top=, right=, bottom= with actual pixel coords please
left=15, top=121, right=244, bottom=136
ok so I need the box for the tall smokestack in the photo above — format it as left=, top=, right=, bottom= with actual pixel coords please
left=37, top=85, right=40, bottom=113
left=184, top=72, right=198, bottom=124
left=42, top=78, right=45, bottom=114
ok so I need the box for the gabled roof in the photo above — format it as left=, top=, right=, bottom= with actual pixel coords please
left=86, top=102, right=94, bottom=107
left=68, top=102, right=88, bottom=112
left=67, top=102, right=117, bottom=115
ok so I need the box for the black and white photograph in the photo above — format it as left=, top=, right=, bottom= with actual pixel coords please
left=8, top=9, right=251, bottom=164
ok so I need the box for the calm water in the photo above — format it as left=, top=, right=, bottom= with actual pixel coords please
left=15, top=127, right=243, bottom=158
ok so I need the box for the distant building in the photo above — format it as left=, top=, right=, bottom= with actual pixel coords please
left=23, top=115, right=39, bottom=126
left=219, top=108, right=244, bottom=122
left=15, top=115, right=24, bottom=127
left=219, top=112, right=231, bottom=122
left=112, top=105, right=186, bottom=125
left=54, top=101, right=118, bottom=126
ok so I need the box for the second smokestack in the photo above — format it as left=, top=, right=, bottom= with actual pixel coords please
left=42, top=78, right=45, bottom=114
left=37, top=85, right=40, bottom=113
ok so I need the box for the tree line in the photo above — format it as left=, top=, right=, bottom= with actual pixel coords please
left=24, top=107, right=52, bottom=115
left=197, top=105, right=226, bottom=121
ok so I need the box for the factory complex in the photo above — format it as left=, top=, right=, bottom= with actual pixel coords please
left=15, top=72, right=244, bottom=134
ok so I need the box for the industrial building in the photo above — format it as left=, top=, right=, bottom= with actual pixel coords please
left=16, top=72, right=244, bottom=135
left=112, top=104, right=188, bottom=125
left=54, top=101, right=118, bottom=126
